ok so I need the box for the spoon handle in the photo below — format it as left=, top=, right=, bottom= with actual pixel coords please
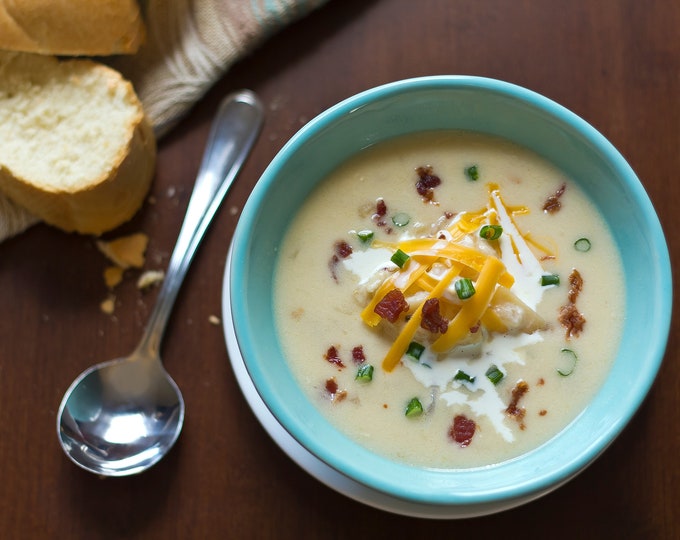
left=137, top=90, right=264, bottom=358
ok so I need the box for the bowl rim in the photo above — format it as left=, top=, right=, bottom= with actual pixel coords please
left=229, top=75, right=672, bottom=505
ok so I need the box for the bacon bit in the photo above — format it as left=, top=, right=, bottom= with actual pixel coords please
left=370, top=198, right=394, bottom=234
left=374, top=288, right=409, bottom=323
left=559, top=268, right=586, bottom=338
left=328, top=258, right=340, bottom=282
left=537, top=377, right=545, bottom=386
left=506, top=380, right=529, bottom=429
left=351, top=345, right=366, bottom=364
left=416, top=166, right=442, bottom=202
left=324, top=377, right=347, bottom=402
left=335, top=240, right=353, bottom=259
left=324, top=346, right=345, bottom=368
left=449, top=415, right=476, bottom=447
left=374, top=198, right=387, bottom=218
left=567, top=268, right=584, bottom=304
left=328, top=240, right=353, bottom=282
left=559, top=304, right=586, bottom=338
left=539, top=409, right=548, bottom=416
left=542, top=183, right=566, bottom=213
left=325, top=377, right=338, bottom=394
left=420, top=298, right=449, bottom=334
left=469, top=321, right=481, bottom=334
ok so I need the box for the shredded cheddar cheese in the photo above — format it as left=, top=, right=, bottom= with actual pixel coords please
left=431, top=256, right=506, bottom=352
left=382, top=263, right=462, bottom=371
left=360, top=258, right=434, bottom=327
left=360, top=184, right=547, bottom=372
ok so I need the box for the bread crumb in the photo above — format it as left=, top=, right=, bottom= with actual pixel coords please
left=96, top=233, right=148, bottom=269
left=137, top=269, right=165, bottom=290
left=100, top=294, right=116, bottom=315
left=269, top=95, right=286, bottom=111
left=103, top=265, right=124, bottom=289
left=208, top=315, right=221, bottom=326
left=97, top=231, right=153, bottom=315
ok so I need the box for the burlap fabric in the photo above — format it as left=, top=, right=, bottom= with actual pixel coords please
left=0, top=0, right=328, bottom=241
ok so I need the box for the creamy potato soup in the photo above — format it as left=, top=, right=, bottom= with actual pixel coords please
left=274, top=131, right=625, bottom=469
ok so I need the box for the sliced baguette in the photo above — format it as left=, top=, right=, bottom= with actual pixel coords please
left=0, top=0, right=145, bottom=55
left=0, top=51, right=156, bottom=235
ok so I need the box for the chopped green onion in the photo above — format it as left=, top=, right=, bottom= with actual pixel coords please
left=465, top=164, right=479, bottom=181
left=355, top=364, right=374, bottom=382
left=454, top=370, right=476, bottom=384
left=391, top=248, right=410, bottom=268
left=480, top=224, right=503, bottom=240
left=357, top=230, right=374, bottom=244
left=455, top=278, right=476, bottom=299
left=391, top=212, right=410, bottom=227
left=406, top=341, right=425, bottom=360
left=541, top=273, right=560, bottom=286
left=485, top=364, right=504, bottom=385
left=405, top=397, right=424, bottom=417
left=557, top=348, right=578, bottom=377
left=574, top=237, right=591, bottom=252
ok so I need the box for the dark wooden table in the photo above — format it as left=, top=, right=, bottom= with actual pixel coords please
left=1, top=1, right=677, bottom=538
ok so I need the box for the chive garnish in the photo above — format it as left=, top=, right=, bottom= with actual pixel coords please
left=480, top=224, right=503, bottom=240
left=454, top=370, right=476, bottom=384
left=574, top=237, right=591, bottom=252
left=455, top=278, right=476, bottom=299
left=541, top=273, right=560, bottom=286
left=405, top=397, right=424, bottom=417
left=355, top=364, right=374, bottom=382
left=391, top=212, right=410, bottom=227
left=557, top=348, right=578, bottom=377
left=391, top=248, right=410, bottom=268
left=406, top=341, right=425, bottom=360
left=465, top=164, right=479, bottom=181
left=485, top=364, right=504, bottom=385
left=357, top=230, right=374, bottom=244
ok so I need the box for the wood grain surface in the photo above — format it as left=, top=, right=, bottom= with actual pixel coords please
left=0, top=1, right=677, bottom=538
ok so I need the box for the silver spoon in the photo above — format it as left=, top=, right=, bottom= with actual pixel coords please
left=56, top=90, right=264, bottom=476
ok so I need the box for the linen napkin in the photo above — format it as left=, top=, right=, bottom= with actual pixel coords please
left=0, top=0, right=329, bottom=241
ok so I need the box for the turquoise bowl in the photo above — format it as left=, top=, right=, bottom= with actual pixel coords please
left=228, top=76, right=671, bottom=514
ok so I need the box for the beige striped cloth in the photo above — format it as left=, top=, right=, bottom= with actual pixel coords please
left=0, top=0, right=328, bottom=241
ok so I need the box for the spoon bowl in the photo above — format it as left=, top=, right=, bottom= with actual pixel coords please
left=58, top=353, right=183, bottom=476
left=57, top=90, right=263, bottom=476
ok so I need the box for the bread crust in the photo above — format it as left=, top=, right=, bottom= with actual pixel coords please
left=0, top=115, right=156, bottom=235
left=0, top=53, right=156, bottom=235
left=0, top=0, right=145, bottom=55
